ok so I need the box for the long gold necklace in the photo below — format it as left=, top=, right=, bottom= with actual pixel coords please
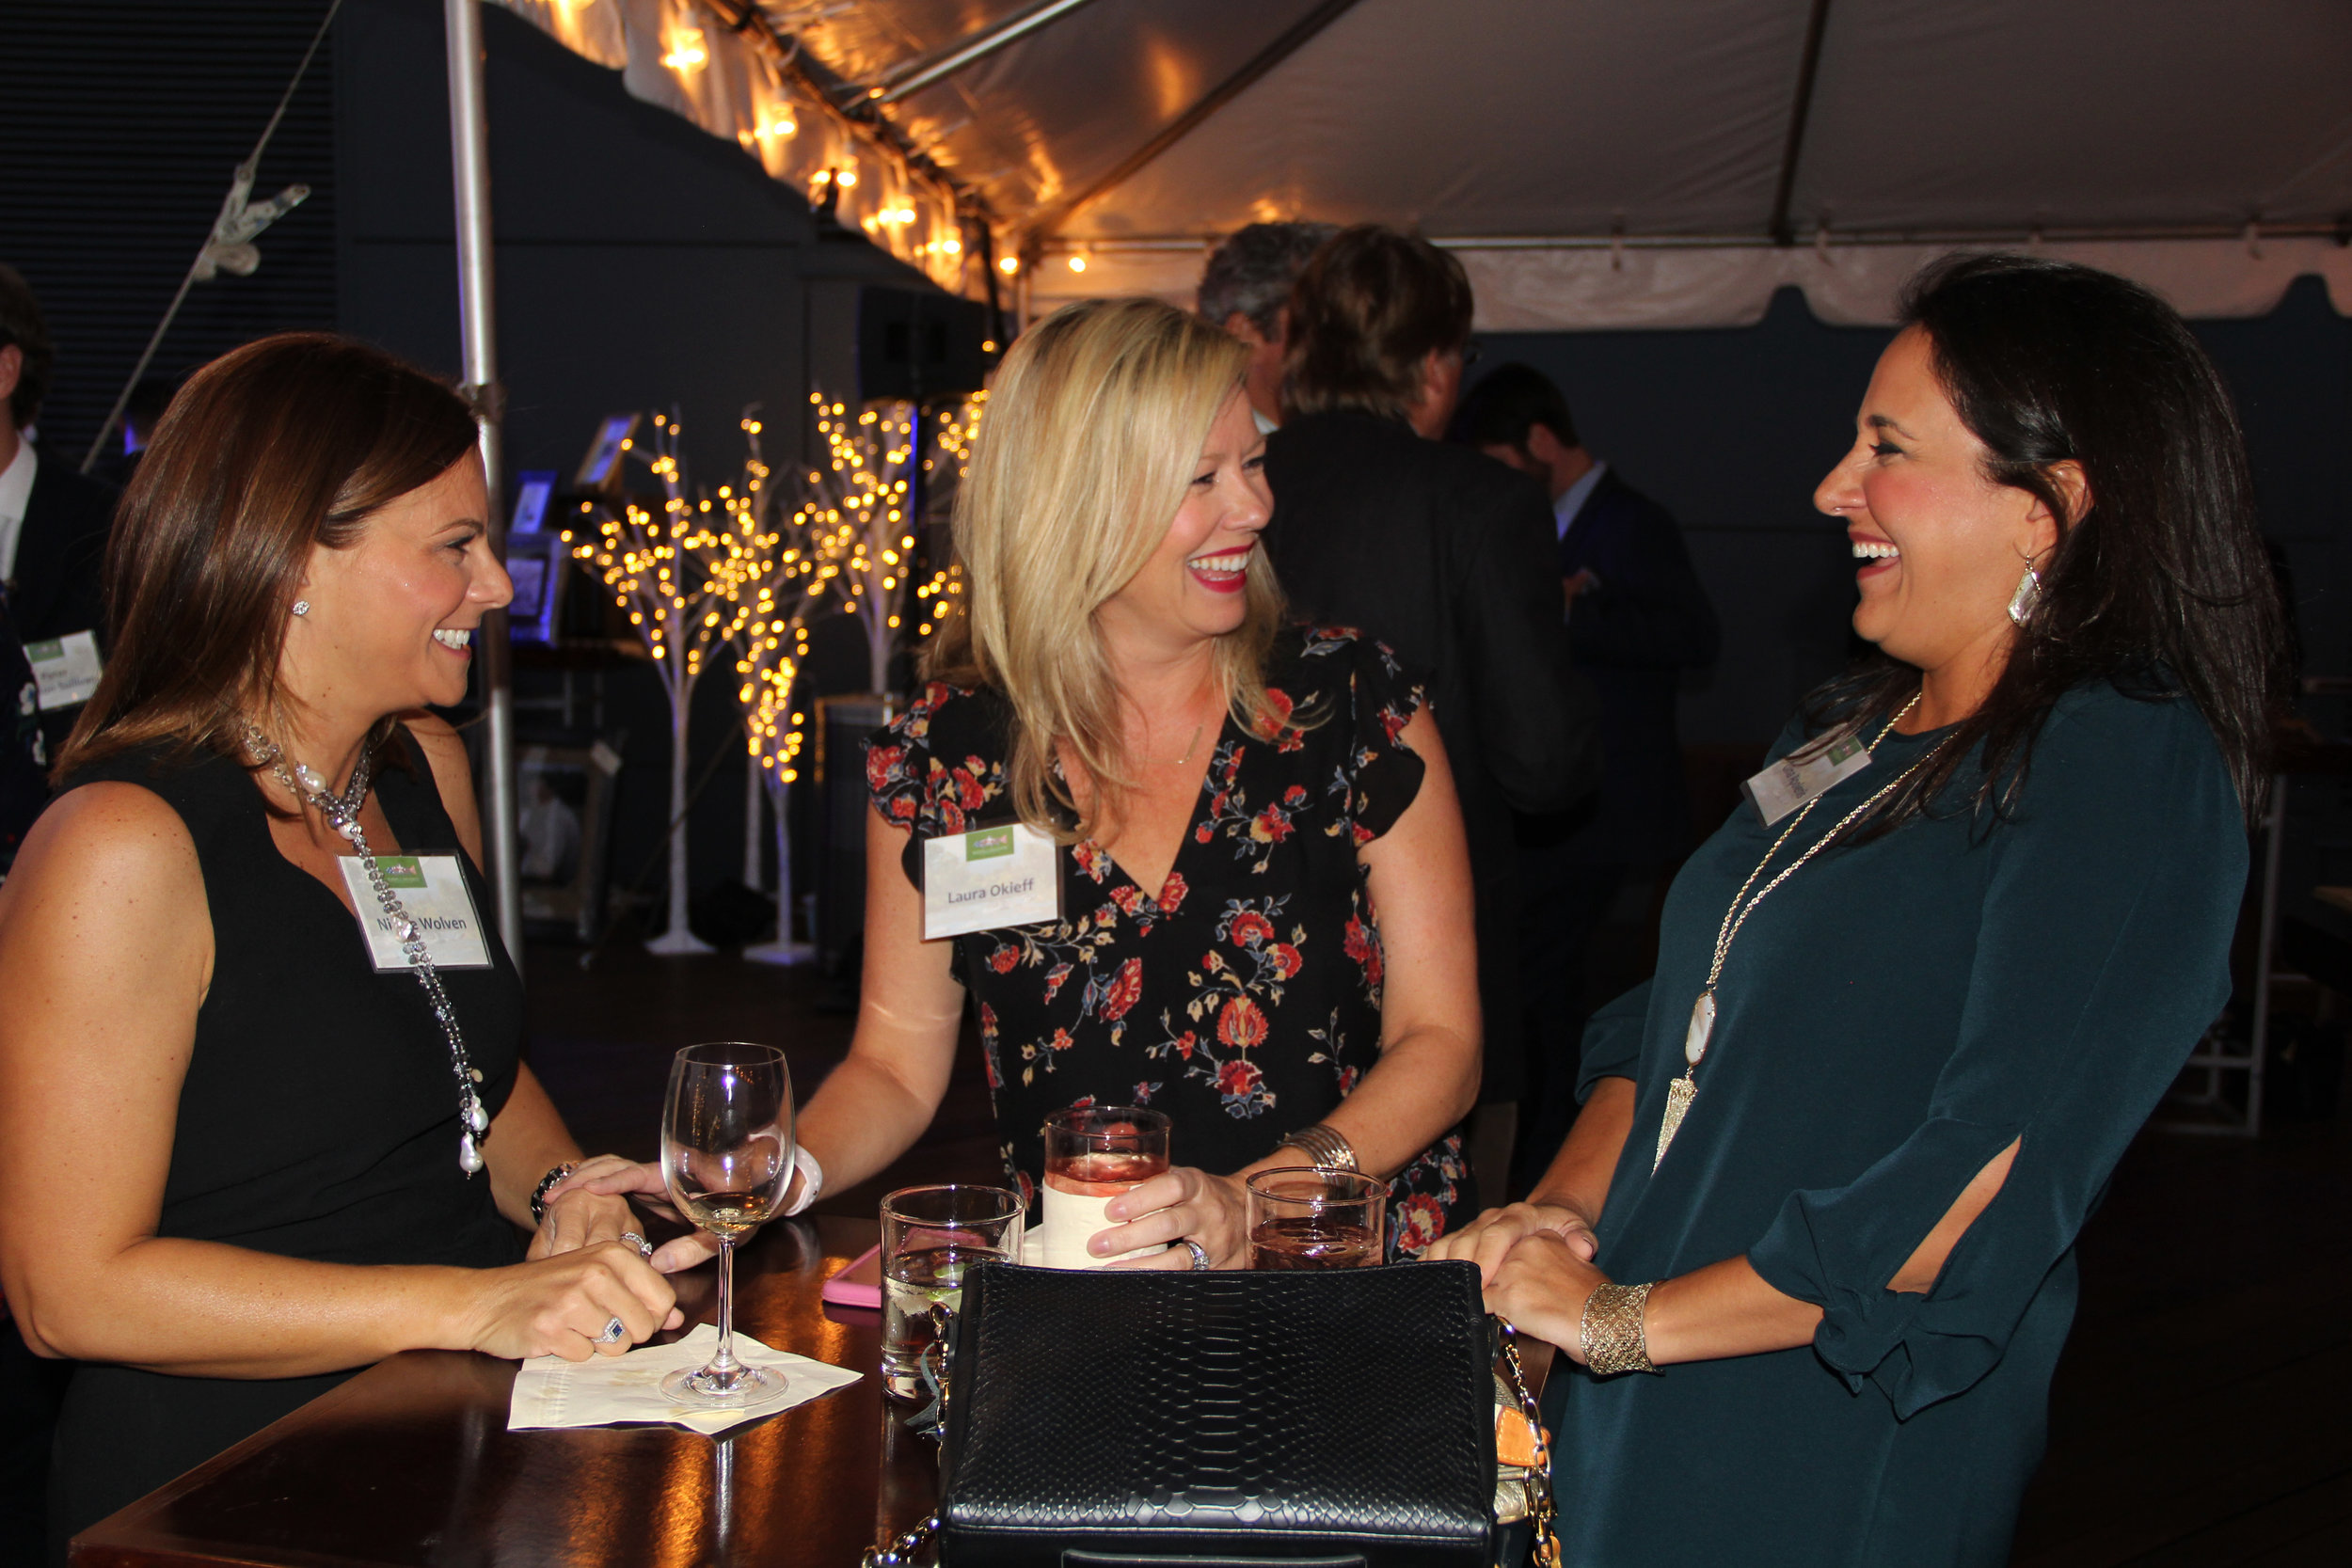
left=1654, top=693, right=1949, bottom=1171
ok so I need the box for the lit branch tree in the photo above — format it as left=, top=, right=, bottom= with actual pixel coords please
left=563, top=412, right=778, bottom=955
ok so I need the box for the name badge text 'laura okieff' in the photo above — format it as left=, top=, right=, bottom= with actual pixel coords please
left=336, top=854, right=494, bottom=971
left=1741, top=725, right=1873, bottom=827
left=922, top=823, right=1061, bottom=940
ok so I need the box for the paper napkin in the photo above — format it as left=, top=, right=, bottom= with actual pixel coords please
left=507, top=1323, right=863, bottom=1436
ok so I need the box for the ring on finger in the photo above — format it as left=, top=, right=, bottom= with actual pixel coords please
left=619, top=1230, right=655, bottom=1260
left=593, top=1316, right=627, bottom=1345
left=1183, top=1239, right=1211, bottom=1271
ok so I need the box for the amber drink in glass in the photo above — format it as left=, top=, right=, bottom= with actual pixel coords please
left=1036, top=1106, right=1170, bottom=1268
left=1247, top=1167, right=1387, bottom=1269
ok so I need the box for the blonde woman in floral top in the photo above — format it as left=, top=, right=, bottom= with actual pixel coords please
left=782, top=298, right=1481, bottom=1266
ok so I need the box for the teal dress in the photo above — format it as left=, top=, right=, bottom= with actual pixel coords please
left=1551, top=679, right=2245, bottom=1567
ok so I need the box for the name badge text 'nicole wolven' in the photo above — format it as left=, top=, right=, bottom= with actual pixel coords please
left=921, top=823, right=1061, bottom=940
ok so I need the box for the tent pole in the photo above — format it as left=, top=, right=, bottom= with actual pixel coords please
left=445, top=0, right=525, bottom=975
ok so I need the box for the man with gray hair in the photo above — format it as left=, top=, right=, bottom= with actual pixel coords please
left=1198, top=221, right=1334, bottom=432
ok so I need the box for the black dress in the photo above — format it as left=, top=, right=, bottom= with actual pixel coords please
left=46, top=733, right=523, bottom=1552
left=865, top=627, right=1472, bottom=1255
left=1550, top=680, right=2245, bottom=1566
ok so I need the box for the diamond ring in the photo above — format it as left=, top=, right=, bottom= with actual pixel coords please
left=594, top=1316, right=627, bottom=1345
left=1183, top=1239, right=1211, bottom=1271
left=619, top=1230, right=655, bottom=1260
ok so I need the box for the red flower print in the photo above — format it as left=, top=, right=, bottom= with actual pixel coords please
left=1195, top=824, right=1215, bottom=843
left=988, top=944, right=1019, bottom=974
left=1396, top=1195, right=1443, bottom=1256
left=1044, top=963, right=1073, bottom=1001
left=1269, top=942, right=1302, bottom=980
left=865, top=743, right=904, bottom=795
left=1283, top=784, right=1307, bottom=807
left=1110, top=885, right=1144, bottom=915
left=952, top=764, right=986, bottom=810
left=1134, top=1081, right=1159, bottom=1104
left=1256, top=687, right=1295, bottom=738
left=1217, top=996, right=1268, bottom=1050
left=1073, top=842, right=1108, bottom=882
left=1343, top=915, right=1383, bottom=987
left=1101, top=958, right=1143, bottom=1021
left=1216, top=1057, right=1263, bottom=1101
left=1068, top=1095, right=1095, bottom=1110
left=1336, top=1065, right=1361, bottom=1096
left=1160, top=874, right=1187, bottom=912
left=1174, top=1030, right=1198, bottom=1061
left=1229, top=911, right=1276, bottom=947
left=1351, top=820, right=1374, bottom=847
left=940, top=800, right=967, bottom=833
left=1049, top=1027, right=1076, bottom=1053
left=888, top=795, right=916, bottom=824
left=1380, top=705, right=1410, bottom=745
left=1249, top=804, right=1294, bottom=845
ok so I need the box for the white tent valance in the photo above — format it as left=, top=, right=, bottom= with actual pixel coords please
left=490, top=0, right=2352, bottom=327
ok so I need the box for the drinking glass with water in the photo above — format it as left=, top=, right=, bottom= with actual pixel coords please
left=878, top=1184, right=1025, bottom=1402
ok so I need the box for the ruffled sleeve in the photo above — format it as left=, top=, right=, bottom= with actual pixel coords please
left=863, top=680, right=1004, bottom=893
left=1744, top=689, right=2246, bottom=1418
left=1293, top=626, right=1427, bottom=845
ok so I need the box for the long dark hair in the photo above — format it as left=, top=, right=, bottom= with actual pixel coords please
left=1808, top=252, right=2290, bottom=834
left=56, top=333, right=479, bottom=781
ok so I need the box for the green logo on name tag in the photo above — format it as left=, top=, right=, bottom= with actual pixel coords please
left=965, top=827, right=1014, bottom=862
left=1825, top=735, right=1863, bottom=765
left=376, top=855, right=429, bottom=889
left=24, top=640, right=60, bottom=662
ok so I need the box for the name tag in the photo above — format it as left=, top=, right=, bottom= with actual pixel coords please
left=337, top=854, right=494, bottom=971
left=25, top=630, right=102, bottom=711
left=1742, top=724, right=1872, bottom=826
left=922, top=823, right=1061, bottom=940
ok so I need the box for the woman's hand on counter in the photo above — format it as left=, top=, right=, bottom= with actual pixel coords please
left=1097, top=1165, right=1251, bottom=1269
left=452, top=1243, right=683, bottom=1362
left=1483, top=1230, right=1608, bottom=1359
left=1423, top=1201, right=1598, bottom=1283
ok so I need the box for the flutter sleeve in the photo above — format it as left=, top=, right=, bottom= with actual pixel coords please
left=862, top=681, right=966, bottom=892
left=1324, top=629, right=1429, bottom=845
left=1745, top=689, right=2246, bottom=1417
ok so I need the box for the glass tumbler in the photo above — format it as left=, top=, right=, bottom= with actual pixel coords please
left=1246, top=1166, right=1388, bottom=1269
left=1037, top=1106, right=1170, bottom=1268
left=878, top=1184, right=1025, bottom=1402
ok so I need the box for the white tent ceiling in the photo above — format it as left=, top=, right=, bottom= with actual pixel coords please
left=494, top=0, right=2352, bottom=326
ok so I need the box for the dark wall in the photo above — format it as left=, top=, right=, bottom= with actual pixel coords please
left=1480, top=275, right=2352, bottom=748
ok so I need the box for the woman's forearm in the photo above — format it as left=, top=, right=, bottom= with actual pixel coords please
left=485, top=1065, right=584, bottom=1229
left=14, top=1238, right=482, bottom=1377
left=1528, top=1075, right=1634, bottom=1227
left=795, top=1050, right=956, bottom=1196
left=1642, top=1256, right=1823, bottom=1365
left=1267, top=1021, right=1478, bottom=1180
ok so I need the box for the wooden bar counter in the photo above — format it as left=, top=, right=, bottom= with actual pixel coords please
left=73, top=1215, right=930, bottom=1567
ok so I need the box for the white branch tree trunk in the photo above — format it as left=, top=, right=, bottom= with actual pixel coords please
left=644, top=659, right=712, bottom=955
left=743, top=772, right=811, bottom=965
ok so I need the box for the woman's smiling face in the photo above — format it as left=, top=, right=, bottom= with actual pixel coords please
left=1097, top=388, right=1270, bottom=659
left=288, top=452, right=514, bottom=718
left=1814, top=325, right=2059, bottom=679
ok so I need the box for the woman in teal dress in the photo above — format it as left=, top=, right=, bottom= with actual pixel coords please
left=1433, top=254, right=2290, bottom=1565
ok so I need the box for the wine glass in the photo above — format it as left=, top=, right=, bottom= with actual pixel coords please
left=660, top=1041, right=795, bottom=1407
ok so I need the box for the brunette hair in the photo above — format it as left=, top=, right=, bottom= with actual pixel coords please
left=1455, top=361, right=1580, bottom=454
left=1281, top=225, right=1472, bottom=424
left=56, top=333, right=479, bottom=780
left=1198, top=221, right=1337, bottom=338
left=0, top=264, right=54, bottom=429
left=928, top=298, right=1284, bottom=841
left=1809, top=252, right=2291, bottom=835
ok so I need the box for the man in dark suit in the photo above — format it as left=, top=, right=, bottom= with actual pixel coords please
left=1457, top=362, right=1720, bottom=1194
left=0, top=266, right=115, bottom=770
left=1263, top=229, right=1601, bottom=1202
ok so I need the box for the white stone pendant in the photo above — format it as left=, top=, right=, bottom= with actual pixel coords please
left=459, top=1132, right=485, bottom=1173
left=1685, top=990, right=1717, bottom=1066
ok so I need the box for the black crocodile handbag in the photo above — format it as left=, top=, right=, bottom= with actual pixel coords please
left=878, top=1259, right=1548, bottom=1568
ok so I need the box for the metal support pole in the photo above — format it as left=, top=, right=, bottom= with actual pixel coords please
left=445, top=0, right=524, bottom=974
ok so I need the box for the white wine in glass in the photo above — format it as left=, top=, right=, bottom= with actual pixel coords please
left=660, top=1041, right=794, bottom=1408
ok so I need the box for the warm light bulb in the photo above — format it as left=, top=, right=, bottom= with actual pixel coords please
left=997, top=255, right=1019, bottom=276
left=1068, top=254, right=1087, bottom=273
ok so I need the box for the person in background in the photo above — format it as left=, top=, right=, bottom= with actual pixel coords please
left=1456, top=363, right=1720, bottom=1195
left=1263, top=226, right=1600, bottom=1203
left=0, top=335, right=686, bottom=1558
left=0, top=261, right=116, bottom=1565
left=0, top=266, right=115, bottom=766
left=1434, top=253, right=2288, bottom=1564
left=1197, top=221, right=1335, bottom=433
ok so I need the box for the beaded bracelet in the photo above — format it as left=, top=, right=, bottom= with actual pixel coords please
left=1580, top=1280, right=1660, bottom=1376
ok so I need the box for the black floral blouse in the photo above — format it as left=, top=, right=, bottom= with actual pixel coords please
left=866, top=626, right=1470, bottom=1258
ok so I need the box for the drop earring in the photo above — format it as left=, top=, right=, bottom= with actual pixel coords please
left=292, top=600, right=310, bottom=617
left=2007, top=566, right=2041, bottom=626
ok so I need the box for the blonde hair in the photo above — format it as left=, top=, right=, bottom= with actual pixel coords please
left=930, top=297, right=1286, bottom=840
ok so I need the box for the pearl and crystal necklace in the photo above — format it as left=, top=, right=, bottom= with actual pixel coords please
left=242, top=721, right=490, bottom=1174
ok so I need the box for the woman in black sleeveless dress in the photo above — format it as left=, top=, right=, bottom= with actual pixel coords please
left=0, top=336, right=684, bottom=1557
